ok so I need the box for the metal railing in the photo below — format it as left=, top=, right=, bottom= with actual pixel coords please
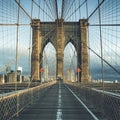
left=66, top=82, right=120, bottom=120
left=0, top=81, right=56, bottom=120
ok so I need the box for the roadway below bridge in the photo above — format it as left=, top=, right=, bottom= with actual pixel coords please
left=13, top=82, right=98, bottom=120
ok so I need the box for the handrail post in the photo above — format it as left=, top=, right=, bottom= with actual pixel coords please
left=16, top=93, right=19, bottom=117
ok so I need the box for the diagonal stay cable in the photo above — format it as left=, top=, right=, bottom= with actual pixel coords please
left=33, top=0, right=54, bottom=20
left=71, top=37, right=120, bottom=75
left=48, top=0, right=56, bottom=19
left=65, top=0, right=87, bottom=21
left=15, top=0, right=32, bottom=20
left=0, top=58, right=16, bottom=73
left=44, top=0, right=56, bottom=19
left=88, top=0, right=105, bottom=20
left=42, top=27, right=56, bottom=41
left=63, top=0, right=75, bottom=19
left=88, top=46, right=120, bottom=75
left=28, top=27, right=56, bottom=50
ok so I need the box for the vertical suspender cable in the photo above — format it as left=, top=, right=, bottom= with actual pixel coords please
left=43, top=1, right=45, bottom=81
left=15, top=0, right=20, bottom=117
left=98, top=0, right=104, bottom=90
left=28, top=0, right=33, bottom=82
left=75, top=0, right=77, bottom=82
left=15, top=0, right=20, bottom=91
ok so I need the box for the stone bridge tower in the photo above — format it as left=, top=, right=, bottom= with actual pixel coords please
left=31, top=19, right=89, bottom=82
left=31, top=19, right=41, bottom=81
left=80, top=19, right=89, bottom=82
left=56, top=19, right=65, bottom=79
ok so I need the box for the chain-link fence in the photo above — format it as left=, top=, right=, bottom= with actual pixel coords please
left=66, top=82, right=120, bottom=120
left=0, top=81, right=56, bottom=120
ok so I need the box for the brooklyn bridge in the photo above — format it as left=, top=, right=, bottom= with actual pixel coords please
left=0, top=0, right=120, bottom=120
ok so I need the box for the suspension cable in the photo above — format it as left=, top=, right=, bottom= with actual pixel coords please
left=88, top=0, right=105, bottom=20
left=32, top=0, right=54, bottom=20
left=65, top=0, right=87, bottom=21
left=15, top=0, right=32, bottom=20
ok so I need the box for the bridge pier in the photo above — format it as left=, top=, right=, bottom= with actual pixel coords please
left=56, top=19, right=65, bottom=80
left=31, top=19, right=42, bottom=81
left=79, top=19, right=89, bottom=82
